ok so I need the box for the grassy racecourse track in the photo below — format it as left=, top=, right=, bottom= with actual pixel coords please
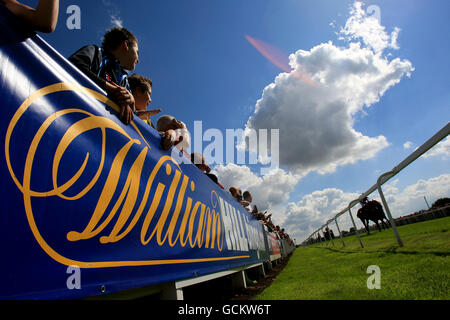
left=255, top=216, right=450, bottom=300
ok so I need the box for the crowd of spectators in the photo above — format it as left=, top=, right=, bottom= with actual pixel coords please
left=228, top=186, right=293, bottom=244
left=67, top=25, right=293, bottom=243
left=5, top=5, right=293, bottom=244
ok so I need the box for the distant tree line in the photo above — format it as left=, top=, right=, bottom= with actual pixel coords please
left=431, top=197, right=450, bottom=209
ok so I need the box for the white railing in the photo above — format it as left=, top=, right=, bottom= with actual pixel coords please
left=302, top=122, right=450, bottom=248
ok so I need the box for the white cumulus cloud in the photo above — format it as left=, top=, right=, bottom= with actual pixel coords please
left=102, top=0, right=123, bottom=28
left=403, top=141, right=413, bottom=149
left=422, top=137, right=450, bottom=159
left=339, top=2, right=401, bottom=53
left=213, top=163, right=301, bottom=212
left=244, top=1, right=414, bottom=177
left=110, top=15, right=123, bottom=28
left=282, top=188, right=360, bottom=242
left=383, top=174, right=450, bottom=215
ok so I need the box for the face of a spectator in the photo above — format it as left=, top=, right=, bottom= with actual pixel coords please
left=120, top=40, right=139, bottom=70
left=134, top=86, right=152, bottom=111
left=166, top=118, right=184, bottom=130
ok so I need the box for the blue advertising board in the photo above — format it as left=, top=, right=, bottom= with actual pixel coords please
left=0, top=5, right=267, bottom=299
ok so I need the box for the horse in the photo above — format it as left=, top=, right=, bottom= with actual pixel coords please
left=357, top=200, right=390, bottom=234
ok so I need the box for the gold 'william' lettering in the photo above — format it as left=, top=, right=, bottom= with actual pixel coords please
left=65, top=143, right=225, bottom=251
left=5, top=83, right=247, bottom=268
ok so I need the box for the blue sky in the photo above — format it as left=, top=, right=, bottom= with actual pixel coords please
left=35, top=0, right=449, bottom=243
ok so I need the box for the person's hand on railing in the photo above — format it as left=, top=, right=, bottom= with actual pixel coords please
left=105, top=81, right=135, bottom=125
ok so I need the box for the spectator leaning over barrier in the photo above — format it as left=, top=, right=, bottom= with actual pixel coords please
left=156, top=115, right=189, bottom=152
left=174, top=121, right=191, bottom=154
left=265, top=212, right=273, bottom=225
left=69, top=27, right=139, bottom=125
left=127, top=73, right=161, bottom=129
left=1, top=0, right=59, bottom=33
left=243, top=191, right=252, bottom=202
left=190, top=152, right=224, bottom=189
left=229, top=186, right=242, bottom=202
left=241, top=190, right=252, bottom=211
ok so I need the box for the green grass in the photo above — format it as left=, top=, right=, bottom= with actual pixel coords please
left=255, top=216, right=450, bottom=300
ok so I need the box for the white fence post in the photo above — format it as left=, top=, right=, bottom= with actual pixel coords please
left=348, top=207, right=364, bottom=248
left=335, top=218, right=345, bottom=247
left=377, top=172, right=404, bottom=247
